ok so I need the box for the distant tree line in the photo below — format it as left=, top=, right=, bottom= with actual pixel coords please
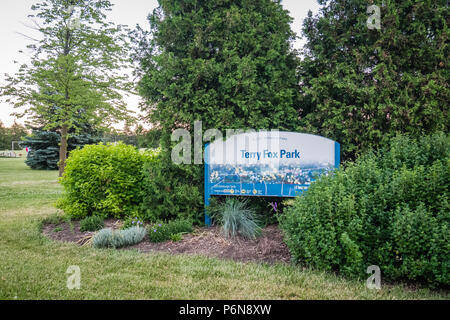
left=0, top=121, right=29, bottom=150
left=102, top=125, right=161, bottom=149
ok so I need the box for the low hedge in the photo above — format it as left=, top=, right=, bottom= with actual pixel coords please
left=280, top=133, right=449, bottom=287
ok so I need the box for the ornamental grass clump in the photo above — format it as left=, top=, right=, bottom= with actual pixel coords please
left=210, top=197, right=261, bottom=239
left=92, top=226, right=146, bottom=249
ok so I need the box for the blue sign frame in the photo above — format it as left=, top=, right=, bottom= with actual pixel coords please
left=204, top=132, right=340, bottom=226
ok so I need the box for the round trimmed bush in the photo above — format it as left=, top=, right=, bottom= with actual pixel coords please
left=280, top=133, right=449, bottom=287
left=58, top=142, right=157, bottom=219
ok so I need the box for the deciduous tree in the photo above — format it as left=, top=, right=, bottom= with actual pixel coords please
left=1, top=0, right=132, bottom=176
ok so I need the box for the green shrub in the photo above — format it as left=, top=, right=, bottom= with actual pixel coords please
left=141, top=157, right=203, bottom=223
left=170, top=233, right=183, bottom=242
left=280, top=133, right=450, bottom=287
left=209, top=197, right=262, bottom=239
left=147, top=222, right=170, bottom=243
left=167, top=218, right=194, bottom=234
left=92, top=226, right=146, bottom=249
left=147, top=219, right=193, bottom=243
left=79, top=215, right=104, bottom=232
left=58, top=143, right=157, bottom=219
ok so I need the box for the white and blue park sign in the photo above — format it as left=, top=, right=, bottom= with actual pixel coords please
left=204, top=131, right=340, bottom=224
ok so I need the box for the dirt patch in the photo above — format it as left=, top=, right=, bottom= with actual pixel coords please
left=42, top=218, right=120, bottom=244
left=129, top=225, right=291, bottom=264
left=42, top=220, right=291, bottom=265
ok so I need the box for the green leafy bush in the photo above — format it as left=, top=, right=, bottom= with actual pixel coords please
left=280, top=133, right=449, bottom=287
left=58, top=143, right=157, bottom=219
left=92, top=226, right=146, bottom=249
left=147, top=219, right=193, bottom=243
left=147, top=222, right=169, bottom=243
left=209, top=197, right=262, bottom=239
left=79, top=215, right=104, bottom=232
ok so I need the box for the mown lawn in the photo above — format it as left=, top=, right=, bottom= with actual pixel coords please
left=0, top=157, right=447, bottom=300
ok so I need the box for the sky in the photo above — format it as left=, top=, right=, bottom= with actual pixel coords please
left=0, top=0, right=320, bottom=129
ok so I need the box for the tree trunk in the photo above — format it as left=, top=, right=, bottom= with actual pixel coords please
left=58, top=125, right=69, bottom=177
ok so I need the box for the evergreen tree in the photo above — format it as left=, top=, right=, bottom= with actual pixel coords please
left=298, top=0, right=449, bottom=159
left=133, top=0, right=300, bottom=143
left=132, top=0, right=301, bottom=219
left=21, top=125, right=101, bottom=170
left=143, top=127, right=162, bottom=149
left=21, top=131, right=61, bottom=170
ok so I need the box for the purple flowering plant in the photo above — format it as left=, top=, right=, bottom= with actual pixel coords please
left=147, top=219, right=193, bottom=243
left=121, top=216, right=144, bottom=230
left=269, top=201, right=278, bottom=213
left=148, top=221, right=171, bottom=243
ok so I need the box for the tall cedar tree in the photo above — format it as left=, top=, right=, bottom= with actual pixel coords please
left=132, top=1, right=300, bottom=217
left=1, top=0, right=132, bottom=176
left=133, top=0, right=300, bottom=154
left=298, top=0, right=449, bottom=159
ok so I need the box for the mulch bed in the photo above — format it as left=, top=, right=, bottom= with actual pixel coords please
left=42, top=219, right=291, bottom=265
